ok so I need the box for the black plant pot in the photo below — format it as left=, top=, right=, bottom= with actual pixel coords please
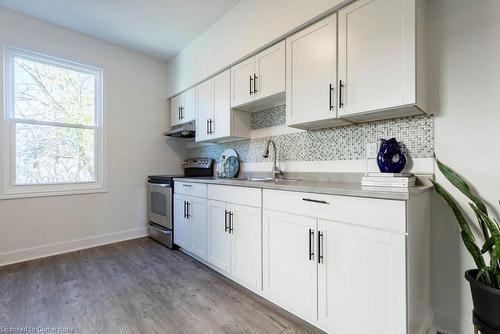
left=465, top=269, right=500, bottom=332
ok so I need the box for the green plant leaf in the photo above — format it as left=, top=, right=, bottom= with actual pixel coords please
left=431, top=180, right=475, bottom=240
left=461, top=230, right=492, bottom=287
left=472, top=206, right=491, bottom=247
left=436, top=158, right=488, bottom=215
left=482, top=237, right=495, bottom=254
left=471, top=203, right=500, bottom=235
left=433, top=159, right=498, bottom=289
left=491, top=251, right=499, bottom=270
left=476, top=266, right=494, bottom=287
left=471, top=203, right=500, bottom=288
left=462, top=230, right=486, bottom=268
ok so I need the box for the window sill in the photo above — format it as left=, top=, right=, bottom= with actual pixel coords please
left=0, top=186, right=108, bottom=200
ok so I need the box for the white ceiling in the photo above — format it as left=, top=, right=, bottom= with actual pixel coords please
left=0, top=0, right=242, bottom=61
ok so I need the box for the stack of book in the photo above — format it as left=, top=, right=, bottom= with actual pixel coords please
left=362, top=172, right=416, bottom=188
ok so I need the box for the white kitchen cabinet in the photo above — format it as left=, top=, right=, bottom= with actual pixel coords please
left=262, top=189, right=430, bottom=334
left=173, top=195, right=189, bottom=249
left=170, top=94, right=183, bottom=127
left=337, top=0, right=426, bottom=121
left=285, top=0, right=427, bottom=127
left=207, top=199, right=231, bottom=272
left=262, top=210, right=318, bottom=323
left=229, top=203, right=261, bottom=290
left=175, top=181, right=207, bottom=198
left=195, top=69, right=250, bottom=143
left=183, top=87, right=197, bottom=123
left=170, top=87, right=196, bottom=127
left=231, top=57, right=255, bottom=108
left=317, top=219, right=406, bottom=334
left=206, top=185, right=262, bottom=291
left=173, top=193, right=207, bottom=260
left=231, top=41, right=285, bottom=112
left=175, top=182, right=430, bottom=334
left=207, top=199, right=262, bottom=290
left=187, top=196, right=207, bottom=259
left=212, top=70, right=231, bottom=139
left=195, top=78, right=214, bottom=142
left=286, top=14, right=349, bottom=130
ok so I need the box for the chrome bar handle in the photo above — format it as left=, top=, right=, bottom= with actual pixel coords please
left=302, top=198, right=329, bottom=205
left=339, top=80, right=344, bottom=108
left=229, top=212, right=234, bottom=233
left=318, top=231, right=324, bottom=264
left=308, top=229, right=314, bottom=261
left=224, top=210, right=229, bottom=232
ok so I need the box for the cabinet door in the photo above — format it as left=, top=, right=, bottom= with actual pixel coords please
left=254, top=40, right=285, bottom=100
left=317, top=219, right=406, bottom=334
left=229, top=203, right=262, bottom=291
left=231, top=57, right=255, bottom=107
left=212, top=69, right=231, bottom=140
left=286, top=14, right=337, bottom=126
left=195, top=79, right=214, bottom=142
left=187, top=196, right=207, bottom=260
left=262, top=210, right=317, bottom=323
left=173, top=195, right=190, bottom=250
left=338, top=0, right=415, bottom=117
left=207, top=200, right=230, bottom=272
left=170, top=94, right=183, bottom=127
left=182, top=87, right=196, bottom=123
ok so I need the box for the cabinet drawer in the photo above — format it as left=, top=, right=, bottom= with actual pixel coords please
left=208, top=184, right=261, bottom=207
left=174, top=181, right=207, bottom=198
left=263, top=189, right=406, bottom=233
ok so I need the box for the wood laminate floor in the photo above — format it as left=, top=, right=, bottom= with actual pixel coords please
left=0, top=237, right=324, bottom=334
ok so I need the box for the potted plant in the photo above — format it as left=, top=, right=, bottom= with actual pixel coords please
left=432, top=159, right=500, bottom=331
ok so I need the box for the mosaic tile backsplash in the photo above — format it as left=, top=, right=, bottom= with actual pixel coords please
left=188, top=105, right=434, bottom=163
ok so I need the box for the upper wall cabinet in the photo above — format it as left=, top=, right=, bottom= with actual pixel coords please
left=337, top=0, right=426, bottom=121
left=286, top=0, right=427, bottom=128
left=286, top=14, right=350, bottom=130
left=196, top=69, right=251, bottom=143
left=170, top=87, right=196, bottom=127
left=231, top=41, right=286, bottom=112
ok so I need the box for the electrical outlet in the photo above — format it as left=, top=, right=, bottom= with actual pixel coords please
left=366, top=142, right=378, bottom=159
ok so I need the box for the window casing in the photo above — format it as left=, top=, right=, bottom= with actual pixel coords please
left=2, top=47, right=106, bottom=198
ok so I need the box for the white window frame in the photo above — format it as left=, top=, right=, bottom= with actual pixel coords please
left=1, top=46, right=107, bottom=199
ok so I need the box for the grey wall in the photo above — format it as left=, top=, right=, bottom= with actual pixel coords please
left=429, top=1, right=500, bottom=333
left=0, top=7, right=185, bottom=265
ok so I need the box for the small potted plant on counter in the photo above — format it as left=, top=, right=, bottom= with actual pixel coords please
left=432, top=159, right=500, bottom=333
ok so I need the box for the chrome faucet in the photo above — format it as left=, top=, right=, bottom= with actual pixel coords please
left=262, top=139, right=283, bottom=181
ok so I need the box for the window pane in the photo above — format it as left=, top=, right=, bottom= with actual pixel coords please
left=14, top=57, right=96, bottom=125
left=15, top=123, right=96, bottom=185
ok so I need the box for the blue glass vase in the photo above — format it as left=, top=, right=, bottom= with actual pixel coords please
left=377, top=138, right=406, bottom=173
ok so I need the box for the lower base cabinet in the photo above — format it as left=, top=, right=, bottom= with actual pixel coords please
left=174, top=184, right=430, bottom=334
left=207, top=199, right=262, bottom=291
left=207, top=200, right=231, bottom=271
left=229, top=203, right=262, bottom=290
left=263, top=210, right=407, bottom=334
left=317, top=220, right=406, bottom=334
left=173, top=194, right=207, bottom=260
left=262, top=210, right=318, bottom=323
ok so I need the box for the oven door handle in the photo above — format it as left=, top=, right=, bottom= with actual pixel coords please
left=148, top=182, right=170, bottom=187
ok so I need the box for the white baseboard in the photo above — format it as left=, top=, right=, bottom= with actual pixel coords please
left=421, top=312, right=435, bottom=334
left=433, top=310, right=473, bottom=334
left=0, top=227, right=147, bottom=267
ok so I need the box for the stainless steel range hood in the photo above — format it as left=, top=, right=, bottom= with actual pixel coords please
left=164, top=121, right=195, bottom=138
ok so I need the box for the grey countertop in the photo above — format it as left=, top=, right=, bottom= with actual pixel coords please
left=173, top=176, right=432, bottom=201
